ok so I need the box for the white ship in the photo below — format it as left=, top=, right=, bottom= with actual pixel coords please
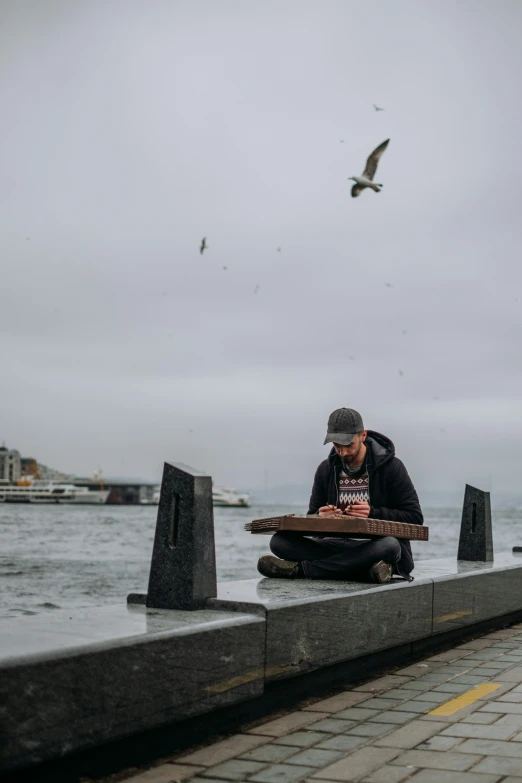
left=145, top=485, right=251, bottom=507
left=0, top=482, right=109, bottom=504
left=212, top=487, right=251, bottom=507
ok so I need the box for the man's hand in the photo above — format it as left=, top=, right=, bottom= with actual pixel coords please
left=318, top=504, right=342, bottom=517
left=343, top=500, right=371, bottom=518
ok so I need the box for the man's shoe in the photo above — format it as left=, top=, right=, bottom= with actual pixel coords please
left=369, top=560, right=393, bottom=584
left=257, top=555, right=300, bottom=579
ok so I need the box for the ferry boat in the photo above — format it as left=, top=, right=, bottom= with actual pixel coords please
left=212, top=487, right=251, bottom=507
left=145, top=485, right=251, bottom=508
left=0, top=482, right=109, bottom=504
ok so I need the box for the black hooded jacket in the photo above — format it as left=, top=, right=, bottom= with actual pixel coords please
left=307, top=430, right=423, bottom=575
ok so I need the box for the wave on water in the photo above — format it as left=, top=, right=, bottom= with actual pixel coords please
left=6, top=608, right=39, bottom=617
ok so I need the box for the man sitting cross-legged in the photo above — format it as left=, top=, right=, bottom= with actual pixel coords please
left=257, top=407, right=423, bottom=584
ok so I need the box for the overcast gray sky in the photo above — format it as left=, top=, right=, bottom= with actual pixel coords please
left=1, top=0, right=522, bottom=500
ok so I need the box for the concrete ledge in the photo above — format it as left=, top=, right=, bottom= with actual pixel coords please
left=210, top=577, right=433, bottom=680
left=0, top=605, right=265, bottom=771
left=430, top=554, right=522, bottom=632
left=4, top=555, right=522, bottom=774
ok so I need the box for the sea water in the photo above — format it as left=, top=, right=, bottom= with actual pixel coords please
left=2, top=504, right=522, bottom=619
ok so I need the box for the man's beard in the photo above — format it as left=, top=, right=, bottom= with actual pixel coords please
left=343, top=442, right=363, bottom=469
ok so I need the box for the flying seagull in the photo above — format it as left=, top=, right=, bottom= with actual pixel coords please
left=349, top=139, right=390, bottom=197
left=200, top=237, right=207, bottom=254
left=254, top=284, right=260, bottom=294
left=277, top=247, right=281, bottom=252
left=222, top=265, right=228, bottom=271
left=398, top=369, right=404, bottom=376
left=385, top=282, right=393, bottom=287
left=373, top=104, right=385, bottom=112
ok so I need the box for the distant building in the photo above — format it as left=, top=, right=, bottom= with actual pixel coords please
left=1, top=445, right=77, bottom=484
left=0, top=446, right=21, bottom=484
left=20, top=457, right=39, bottom=478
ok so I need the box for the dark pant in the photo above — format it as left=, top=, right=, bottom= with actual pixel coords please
left=269, top=532, right=401, bottom=580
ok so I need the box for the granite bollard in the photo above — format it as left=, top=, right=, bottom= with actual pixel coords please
left=457, top=483, right=493, bottom=562
left=128, top=462, right=217, bottom=610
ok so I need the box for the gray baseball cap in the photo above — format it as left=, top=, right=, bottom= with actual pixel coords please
left=324, top=408, right=364, bottom=446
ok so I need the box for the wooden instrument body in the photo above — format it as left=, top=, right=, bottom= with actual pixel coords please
left=245, top=515, right=428, bottom=541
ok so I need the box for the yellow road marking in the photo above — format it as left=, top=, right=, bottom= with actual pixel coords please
left=204, top=663, right=298, bottom=693
left=428, top=683, right=501, bottom=715
left=434, top=610, right=473, bottom=624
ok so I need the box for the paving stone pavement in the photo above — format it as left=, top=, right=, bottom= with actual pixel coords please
left=118, top=622, right=522, bottom=783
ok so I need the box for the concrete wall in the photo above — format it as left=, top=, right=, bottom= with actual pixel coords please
left=3, top=554, right=522, bottom=772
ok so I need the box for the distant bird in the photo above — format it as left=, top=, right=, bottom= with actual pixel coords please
left=385, top=282, right=393, bottom=287
left=223, top=265, right=228, bottom=271
left=349, top=139, right=390, bottom=198
left=348, top=355, right=355, bottom=360
left=189, top=428, right=194, bottom=433
left=433, top=396, right=440, bottom=400
left=25, top=236, right=30, bottom=240
left=200, top=237, right=207, bottom=254
left=373, top=104, right=385, bottom=112
left=340, top=140, right=344, bottom=143
left=401, top=329, right=407, bottom=335
left=254, top=284, right=260, bottom=294
left=398, top=369, right=404, bottom=376
left=277, top=247, right=281, bottom=253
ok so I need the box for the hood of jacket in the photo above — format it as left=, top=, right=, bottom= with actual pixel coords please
left=327, top=429, right=395, bottom=472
